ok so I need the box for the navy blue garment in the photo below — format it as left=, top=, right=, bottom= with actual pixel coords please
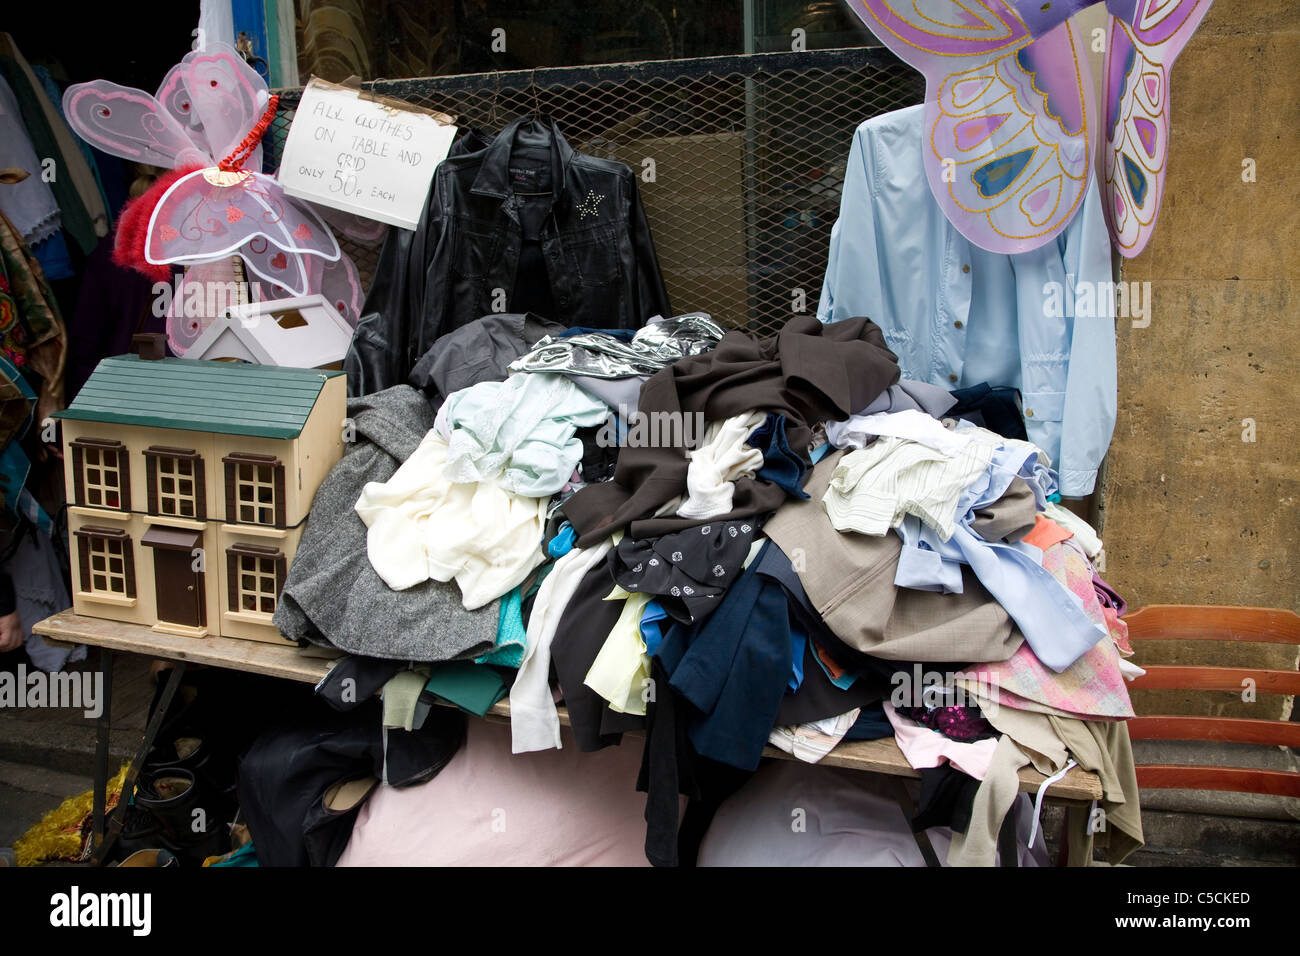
left=843, top=702, right=894, bottom=741
left=746, top=414, right=810, bottom=499
left=948, top=383, right=1028, bottom=442
left=658, top=541, right=794, bottom=771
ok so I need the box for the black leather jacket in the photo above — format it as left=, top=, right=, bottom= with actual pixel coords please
left=346, top=116, right=671, bottom=395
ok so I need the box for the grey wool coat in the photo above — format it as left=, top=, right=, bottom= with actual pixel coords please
left=273, top=384, right=499, bottom=662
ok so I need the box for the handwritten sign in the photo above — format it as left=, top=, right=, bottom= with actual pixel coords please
left=277, top=79, right=457, bottom=230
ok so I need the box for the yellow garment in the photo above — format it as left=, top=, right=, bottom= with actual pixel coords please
left=14, top=764, right=129, bottom=866
left=584, top=586, right=653, bottom=716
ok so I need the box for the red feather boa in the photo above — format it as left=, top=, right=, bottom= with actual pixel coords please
left=112, top=165, right=203, bottom=282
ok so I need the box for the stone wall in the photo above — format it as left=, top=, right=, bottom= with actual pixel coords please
left=1102, top=0, right=1299, bottom=717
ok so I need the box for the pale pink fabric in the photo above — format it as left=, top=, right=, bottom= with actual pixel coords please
left=884, top=703, right=999, bottom=780
left=337, top=718, right=656, bottom=866
left=960, top=539, right=1135, bottom=719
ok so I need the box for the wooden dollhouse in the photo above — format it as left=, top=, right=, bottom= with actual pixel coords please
left=54, top=352, right=346, bottom=644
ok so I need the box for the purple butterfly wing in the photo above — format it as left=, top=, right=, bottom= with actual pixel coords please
left=1102, top=0, right=1214, bottom=257
left=846, top=2, right=1095, bottom=252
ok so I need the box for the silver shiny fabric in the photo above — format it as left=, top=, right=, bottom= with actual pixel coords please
left=507, top=312, right=726, bottom=379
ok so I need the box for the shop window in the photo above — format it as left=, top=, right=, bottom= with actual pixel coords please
left=73, top=527, right=136, bottom=598
left=226, top=544, right=286, bottom=615
left=71, top=439, right=130, bottom=511
left=222, top=453, right=286, bottom=526
left=144, top=447, right=206, bottom=519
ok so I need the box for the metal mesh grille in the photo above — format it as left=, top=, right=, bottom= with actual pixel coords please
left=267, top=49, right=921, bottom=335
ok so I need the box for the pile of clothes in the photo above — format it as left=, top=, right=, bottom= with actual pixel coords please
left=272, top=309, right=1142, bottom=868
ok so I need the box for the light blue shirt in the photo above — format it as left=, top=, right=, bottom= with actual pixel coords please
left=818, top=105, right=1116, bottom=497
left=894, top=424, right=1105, bottom=673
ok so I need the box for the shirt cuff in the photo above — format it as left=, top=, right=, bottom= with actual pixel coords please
left=1058, top=468, right=1097, bottom=498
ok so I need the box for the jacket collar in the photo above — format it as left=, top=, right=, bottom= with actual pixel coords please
left=470, top=114, right=575, bottom=204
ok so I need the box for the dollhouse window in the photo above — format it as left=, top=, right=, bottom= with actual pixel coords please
left=73, top=527, right=135, bottom=599
left=145, top=447, right=205, bottom=519
left=226, top=544, right=286, bottom=615
left=222, top=453, right=286, bottom=526
left=71, top=439, right=130, bottom=511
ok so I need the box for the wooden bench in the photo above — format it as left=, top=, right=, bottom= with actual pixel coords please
left=33, top=609, right=1105, bottom=865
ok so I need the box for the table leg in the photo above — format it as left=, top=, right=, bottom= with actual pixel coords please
left=91, top=647, right=114, bottom=847
left=890, top=777, right=942, bottom=868
left=90, top=661, right=187, bottom=866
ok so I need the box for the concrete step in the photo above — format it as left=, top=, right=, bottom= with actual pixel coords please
left=0, top=759, right=94, bottom=848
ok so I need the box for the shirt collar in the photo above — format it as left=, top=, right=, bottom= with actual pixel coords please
left=470, top=114, right=575, bottom=204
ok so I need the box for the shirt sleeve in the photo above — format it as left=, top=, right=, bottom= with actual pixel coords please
left=1057, top=180, right=1117, bottom=497
left=817, top=124, right=880, bottom=325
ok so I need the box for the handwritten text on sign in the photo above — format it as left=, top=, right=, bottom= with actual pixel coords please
left=277, top=80, right=457, bottom=230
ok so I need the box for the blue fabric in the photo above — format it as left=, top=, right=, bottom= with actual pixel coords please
left=842, top=703, right=893, bottom=741
left=640, top=600, right=668, bottom=657
left=809, top=441, right=832, bottom=464
left=818, top=104, right=1115, bottom=497
left=894, top=429, right=1105, bottom=672
left=556, top=326, right=638, bottom=341
left=30, top=232, right=74, bottom=280
left=788, top=627, right=806, bottom=693
left=657, top=542, right=794, bottom=771
left=547, top=521, right=577, bottom=558
left=746, top=413, right=809, bottom=499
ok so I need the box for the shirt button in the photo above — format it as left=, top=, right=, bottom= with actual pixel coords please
left=953, top=320, right=963, bottom=329
left=1026, top=409, right=1034, bottom=418
left=948, top=373, right=958, bottom=383
left=961, top=264, right=970, bottom=274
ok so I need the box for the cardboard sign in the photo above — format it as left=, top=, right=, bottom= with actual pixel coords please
left=277, top=79, right=457, bottom=230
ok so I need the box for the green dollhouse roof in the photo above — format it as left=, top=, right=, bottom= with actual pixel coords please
left=54, top=355, right=344, bottom=439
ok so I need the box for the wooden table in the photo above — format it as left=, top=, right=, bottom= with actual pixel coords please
left=34, top=609, right=1103, bottom=865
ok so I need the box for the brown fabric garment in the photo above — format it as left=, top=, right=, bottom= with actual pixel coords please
left=970, top=474, right=1038, bottom=543
left=762, top=450, right=1025, bottom=664
left=565, top=315, right=900, bottom=547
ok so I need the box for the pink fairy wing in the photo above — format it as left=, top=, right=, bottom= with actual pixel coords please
left=1102, top=0, right=1214, bottom=257
left=155, top=64, right=212, bottom=159
left=273, top=252, right=364, bottom=327
left=166, top=259, right=244, bottom=354
left=180, top=43, right=269, bottom=170
left=62, top=80, right=209, bottom=169
left=315, top=252, right=364, bottom=326
left=311, top=203, right=391, bottom=245
left=237, top=236, right=312, bottom=298
left=145, top=169, right=341, bottom=289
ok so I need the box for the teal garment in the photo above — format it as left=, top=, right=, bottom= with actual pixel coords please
left=208, top=843, right=259, bottom=868
left=478, top=564, right=551, bottom=668
left=425, top=661, right=509, bottom=717
left=480, top=586, right=528, bottom=668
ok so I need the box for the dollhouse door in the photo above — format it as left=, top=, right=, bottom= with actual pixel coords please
left=142, top=527, right=206, bottom=629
